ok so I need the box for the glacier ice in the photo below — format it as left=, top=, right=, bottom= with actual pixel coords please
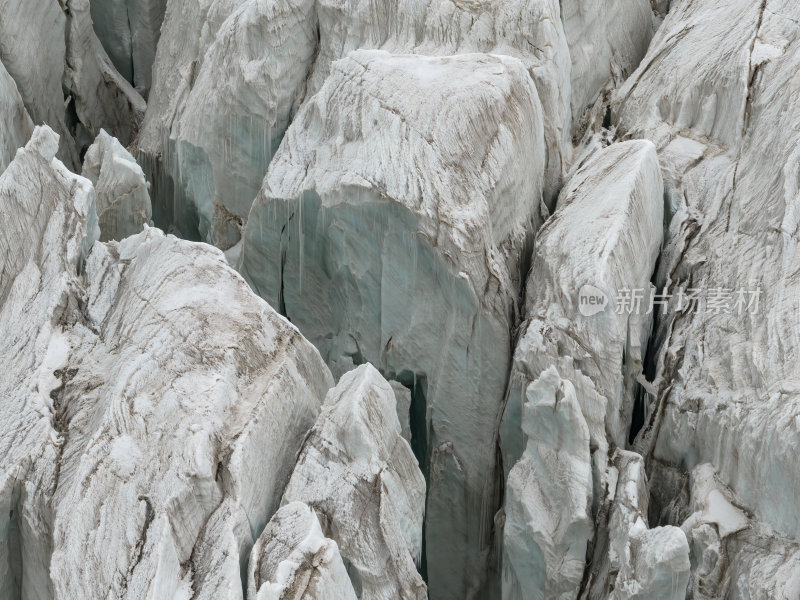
left=502, top=368, right=594, bottom=600
left=584, top=450, right=690, bottom=600
left=0, top=58, right=32, bottom=174
left=89, top=0, right=168, bottom=98
left=0, top=126, right=334, bottom=598
left=63, top=0, right=147, bottom=148
left=82, top=130, right=152, bottom=242
left=281, top=363, right=426, bottom=600
left=247, top=502, right=358, bottom=600
left=47, top=227, right=332, bottom=598
left=239, top=49, right=545, bottom=599
left=500, top=139, right=664, bottom=479
left=134, top=0, right=662, bottom=252
left=0, top=0, right=75, bottom=165
left=681, top=464, right=800, bottom=599
left=0, top=126, right=98, bottom=598
left=0, top=0, right=145, bottom=167
left=560, top=0, right=654, bottom=133
left=1, top=0, right=800, bottom=597
left=138, top=0, right=570, bottom=247
left=615, top=0, right=800, bottom=593
left=137, top=0, right=317, bottom=246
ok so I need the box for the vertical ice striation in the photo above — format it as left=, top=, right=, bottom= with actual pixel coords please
left=308, top=0, right=571, bottom=204
left=63, top=0, right=147, bottom=149
left=0, top=58, right=33, bottom=174
left=280, top=364, right=426, bottom=600
left=165, top=0, right=318, bottom=248
left=239, top=49, right=546, bottom=599
left=0, top=0, right=75, bottom=166
left=502, top=368, right=594, bottom=600
left=501, top=140, right=664, bottom=477
left=4, top=0, right=800, bottom=594
left=614, top=0, right=800, bottom=591
left=89, top=0, right=168, bottom=98
left=137, top=0, right=317, bottom=245
left=498, top=139, right=666, bottom=598
left=138, top=0, right=574, bottom=248
left=560, top=0, right=654, bottom=133
left=82, top=130, right=152, bottom=241
left=0, top=0, right=145, bottom=166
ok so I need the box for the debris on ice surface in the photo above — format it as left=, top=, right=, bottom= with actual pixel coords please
left=239, top=49, right=545, bottom=600
left=247, top=502, right=358, bottom=600
left=281, top=364, right=427, bottom=600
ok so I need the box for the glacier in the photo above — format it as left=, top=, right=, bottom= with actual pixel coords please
left=1, top=0, right=800, bottom=598
left=82, top=130, right=152, bottom=242
left=239, top=48, right=545, bottom=600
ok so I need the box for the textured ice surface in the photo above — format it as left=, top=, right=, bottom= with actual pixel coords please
left=0, top=0, right=74, bottom=165
left=502, top=368, right=594, bottom=600
left=239, top=49, right=545, bottom=599
left=138, top=0, right=316, bottom=246
left=584, top=451, right=690, bottom=600
left=0, top=126, right=99, bottom=598
left=63, top=0, right=146, bottom=149
left=247, top=502, right=357, bottom=600
left=499, top=139, right=667, bottom=600
left=90, top=0, right=168, bottom=97
left=47, top=228, right=332, bottom=599
left=82, top=130, right=152, bottom=241
left=0, top=0, right=144, bottom=167
left=614, top=1, right=800, bottom=592
left=2, top=0, right=800, bottom=596
left=307, top=0, right=569, bottom=204
left=138, top=0, right=571, bottom=247
left=281, top=364, right=426, bottom=600
left=0, top=59, right=32, bottom=174
left=681, top=465, right=800, bottom=599
left=136, top=0, right=658, bottom=250
left=561, top=0, right=654, bottom=130
left=501, top=139, right=664, bottom=479
left=0, top=129, right=333, bottom=597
